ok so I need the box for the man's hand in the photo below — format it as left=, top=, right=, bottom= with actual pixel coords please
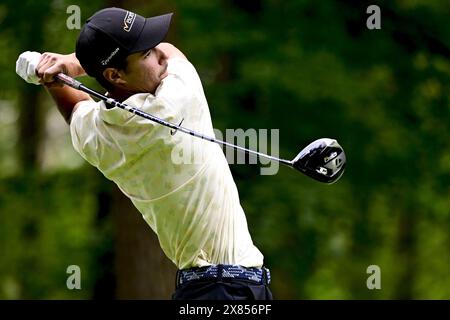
left=16, top=51, right=91, bottom=124
left=16, top=51, right=86, bottom=87
left=35, top=52, right=86, bottom=87
left=16, top=51, right=42, bottom=85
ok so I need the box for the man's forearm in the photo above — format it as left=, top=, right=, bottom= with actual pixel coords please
left=45, top=84, right=92, bottom=124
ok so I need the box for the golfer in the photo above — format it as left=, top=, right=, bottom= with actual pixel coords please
left=16, top=7, right=272, bottom=300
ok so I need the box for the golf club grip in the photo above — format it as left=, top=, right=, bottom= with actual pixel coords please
left=55, top=73, right=82, bottom=89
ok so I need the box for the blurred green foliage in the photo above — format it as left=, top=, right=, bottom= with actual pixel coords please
left=0, top=0, right=449, bottom=299
left=0, top=168, right=112, bottom=299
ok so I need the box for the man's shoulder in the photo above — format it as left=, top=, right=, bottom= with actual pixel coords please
left=161, top=58, right=204, bottom=96
left=70, top=99, right=100, bottom=124
left=158, top=42, right=187, bottom=60
left=167, top=57, right=197, bottom=76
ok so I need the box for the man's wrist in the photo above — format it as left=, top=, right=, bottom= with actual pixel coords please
left=70, top=53, right=86, bottom=78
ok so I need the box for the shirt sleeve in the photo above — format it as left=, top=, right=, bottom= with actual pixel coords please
left=69, top=100, right=102, bottom=167
left=164, top=58, right=204, bottom=95
left=153, top=58, right=208, bottom=125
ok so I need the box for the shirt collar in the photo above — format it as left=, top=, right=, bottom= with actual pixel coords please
left=99, top=93, right=154, bottom=124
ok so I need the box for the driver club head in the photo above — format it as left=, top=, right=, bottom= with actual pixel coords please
left=291, top=138, right=346, bottom=184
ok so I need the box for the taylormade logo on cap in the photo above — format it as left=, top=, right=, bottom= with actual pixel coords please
left=101, top=47, right=120, bottom=66
left=123, top=11, right=136, bottom=32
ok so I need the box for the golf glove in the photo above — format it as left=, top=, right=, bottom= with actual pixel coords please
left=16, top=51, right=42, bottom=85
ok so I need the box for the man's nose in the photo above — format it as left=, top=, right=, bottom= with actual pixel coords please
left=155, top=47, right=168, bottom=62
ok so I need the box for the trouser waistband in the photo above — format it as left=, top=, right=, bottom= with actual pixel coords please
left=176, top=264, right=271, bottom=287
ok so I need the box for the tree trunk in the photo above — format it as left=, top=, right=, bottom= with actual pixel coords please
left=111, top=186, right=177, bottom=299
left=17, top=84, right=42, bottom=171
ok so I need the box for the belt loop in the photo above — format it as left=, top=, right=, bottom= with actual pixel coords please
left=263, top=267, right=268, bottom=285
left=217, top=264, right=223, bottom=282
left=175, top=270, right=180, bottom=289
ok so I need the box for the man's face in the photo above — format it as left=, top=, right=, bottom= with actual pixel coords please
left=120, top=44, right=169, bottom=94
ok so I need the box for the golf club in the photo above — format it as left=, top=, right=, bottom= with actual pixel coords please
left=56, top=73, right=346, bottom=183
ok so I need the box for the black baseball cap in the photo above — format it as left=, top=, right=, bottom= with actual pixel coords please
left=76, top=8, right=173, bottom=77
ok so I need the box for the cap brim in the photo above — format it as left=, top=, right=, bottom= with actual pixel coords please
left=130, top=13, right=173, bottom=53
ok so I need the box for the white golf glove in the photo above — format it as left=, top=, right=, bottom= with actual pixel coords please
left=16, top=51, right=42, bottom=85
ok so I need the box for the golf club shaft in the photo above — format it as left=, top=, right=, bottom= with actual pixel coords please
left=56, top=73, right=293, bottom=166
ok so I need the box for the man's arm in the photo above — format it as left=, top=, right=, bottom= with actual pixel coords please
left=35, top=52, right=93, bottom=124
left=44, top=84, right=93, bottom=124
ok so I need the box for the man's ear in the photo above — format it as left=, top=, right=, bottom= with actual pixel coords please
left=103, top=68, right=127, bottom=87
